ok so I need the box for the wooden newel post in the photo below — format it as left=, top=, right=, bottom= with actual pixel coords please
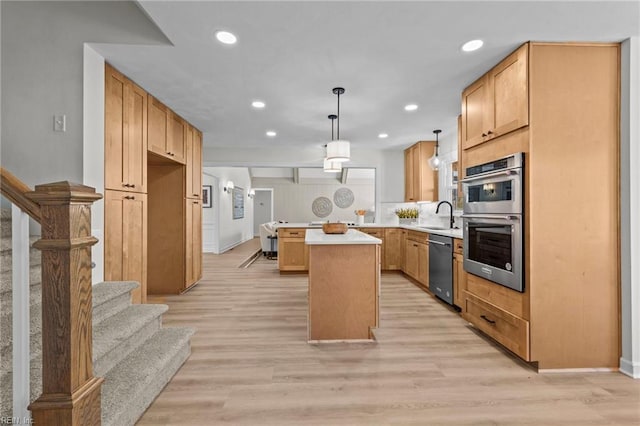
left=26, top=182, right=104, bottom=425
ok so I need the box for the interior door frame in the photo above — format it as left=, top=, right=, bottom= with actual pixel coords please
left=253, top=188, right=274, bottom=236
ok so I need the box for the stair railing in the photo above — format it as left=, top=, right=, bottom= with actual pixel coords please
left=0, top=167, right=103, bottom=425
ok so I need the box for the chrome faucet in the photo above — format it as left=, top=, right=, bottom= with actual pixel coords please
left=436, top=201, right=454, bottom=229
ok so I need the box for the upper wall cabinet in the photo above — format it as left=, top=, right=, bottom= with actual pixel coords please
left=148, top=95, right=186, bottom=164
left=105, top=64, right=147, bottom=193
left=404, top=141, right=438, bottom=202
left=185, top=124, right=202, bottom=199
left=461, top=43, right=529, bottom=149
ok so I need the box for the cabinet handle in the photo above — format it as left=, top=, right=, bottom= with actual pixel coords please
left=481, top=132, right=487, bottom=137
left=124, top=196, right=135, bottom=200
left=193, top=194, right=199, bottom=197
left=290, top=232, right=299, bottom=235
left=193, top=201, right=199, bottom=204
left=130, top=184, right=136, bottom=188
left=413, top=244, right=418, bottom=247
left=480, top=315, right=496, bottom=325
left=487, top=130, right=493, bottom=135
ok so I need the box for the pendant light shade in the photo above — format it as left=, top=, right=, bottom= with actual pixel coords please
left=323, top=157, right=342, bottom=173
left=326, top=140, right=350, bottom=162
left=428, top=129, right=442, bottom=171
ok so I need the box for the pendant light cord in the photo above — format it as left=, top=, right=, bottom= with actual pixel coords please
left=336, top=92, right=340, bottom=140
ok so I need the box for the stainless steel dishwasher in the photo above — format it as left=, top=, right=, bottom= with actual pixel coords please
left=428, top=234, right=453, bottom=305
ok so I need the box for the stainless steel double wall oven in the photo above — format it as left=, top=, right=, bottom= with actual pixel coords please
left=462, top=153, right=524, bottom=292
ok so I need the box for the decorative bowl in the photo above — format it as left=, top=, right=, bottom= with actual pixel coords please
left=322, top=222, right=348, bottom=234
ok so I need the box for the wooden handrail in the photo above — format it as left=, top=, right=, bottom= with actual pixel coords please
left=0, top=167, right=41, bottom=222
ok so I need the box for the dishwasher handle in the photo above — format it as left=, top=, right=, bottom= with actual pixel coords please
left=428, top=239, right=450, bottom=247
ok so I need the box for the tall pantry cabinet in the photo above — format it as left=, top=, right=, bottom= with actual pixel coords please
left=104, top=63, right=203, bottom=302
left=459, top=43, right=620, bottom=369
left=104, top=64, right=148, bottom=303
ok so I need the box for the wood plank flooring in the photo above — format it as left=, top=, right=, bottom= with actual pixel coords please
left=140, top=239, right=640, bottom=425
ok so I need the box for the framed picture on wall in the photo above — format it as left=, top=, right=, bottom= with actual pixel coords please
left=202, top=185, right=212, bottom=208
left=233, top=187, right=244, bottom=219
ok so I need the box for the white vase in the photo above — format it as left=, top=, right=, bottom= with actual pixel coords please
left=357, top=215, right=365, bottom=225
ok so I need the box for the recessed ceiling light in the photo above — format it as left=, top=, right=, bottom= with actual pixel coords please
left=462, top=39, right=483, bottom=52
left=215, top=30, right=237, bottom=45
left=266, top=130, right=277, bottom=137
left=378, top=133, right=388, bottom=139
left=404, top=104, right=418, bottom=112
left=251, top=100, right=266, bottom=109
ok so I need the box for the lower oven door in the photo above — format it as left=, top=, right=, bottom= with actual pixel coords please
left=462, top=214, right=523, bottom=292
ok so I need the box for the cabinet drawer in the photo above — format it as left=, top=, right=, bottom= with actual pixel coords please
left=278, top=228, right=306, bottom=238
left=464, top=294, right=530, bottom=361
left=453, top=238, right=463, bottom=255
left=358, top=228, right=383, bottom=238
left=407, top=230, right=429, bottom=244
left=466, top=273, right=525, bottom=318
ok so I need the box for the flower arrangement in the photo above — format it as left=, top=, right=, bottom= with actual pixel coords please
left=354, top=209, right=366, bottom=216
left=395, top=208, right=419, bottom=219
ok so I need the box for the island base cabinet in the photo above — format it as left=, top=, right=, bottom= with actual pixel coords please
left=308, top=244, right=379, bottom=341
left=278, top=228, right=308, bottom=272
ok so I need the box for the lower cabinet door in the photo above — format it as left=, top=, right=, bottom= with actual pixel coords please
left=278, top=238, right=308, bottom=271
left=105, top=190, right=147, bottom=303
left=417, top=242, right=429, bottom=287
left=404, top=240, right=419, bottom=279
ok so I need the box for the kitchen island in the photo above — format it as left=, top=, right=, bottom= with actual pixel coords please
left=305, top=229, right=381, bottom=342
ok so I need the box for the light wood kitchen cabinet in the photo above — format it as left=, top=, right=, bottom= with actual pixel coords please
left=148, top=95, right=186, bottom=164
left=452, top=239, right=465, bottom=309
left=105, top=64, right=147, bottom=193
left=417, top=242, right=429, bottom=287
left=104, top=189, right=147, bottom=304
left=358, top=228, right=384, bottom=268
left=461, top=43, right=528, bottom=150
left=460, top=42, right=620, bottom=369
left=383, top=228, right=403, bottom=270
left=404, top=141, right=438, bottom=202
left=186, top=125, right=203, bottom=199
left=404, top=239, right=419, bottom=280
left=185, top=198, right=202, bottom=288
left=400, top=229, right=407, bottom=272
left=278, top=228, right=309, bottom=272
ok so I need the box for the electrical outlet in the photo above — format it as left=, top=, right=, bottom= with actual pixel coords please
left=53, top=115, right=66, bottom=132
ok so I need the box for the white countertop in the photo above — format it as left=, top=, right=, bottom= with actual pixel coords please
left=305, top=229, right=382, bottom=245
left=277, top=222, right=463, bottom=240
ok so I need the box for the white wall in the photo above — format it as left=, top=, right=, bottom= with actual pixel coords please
left=251, top=177, right=374, bottom=223
left=0, top=1, right=169, bottom=186
left=83, top=45, right=105, bottom=283
left=620, top=36, right=640, bottom=378
left=204, top=167, right=254, bottom=253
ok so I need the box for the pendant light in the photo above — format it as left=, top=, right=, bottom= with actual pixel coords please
left=326, top=87, right=351, bottom=162
left=428, top=129, right=442, bottom=171
left=324, top=114, right=342, bottom=173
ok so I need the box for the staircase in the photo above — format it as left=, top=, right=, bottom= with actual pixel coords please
left=0, top=209, right=194, bottom=425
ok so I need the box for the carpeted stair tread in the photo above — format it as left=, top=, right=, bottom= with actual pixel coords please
left=0, top=260, right=41, bottom=295
left=92, top=281, right=139, bottom=325
left=101, top=327, right=194, bottom=426
left=93, top=304, right=168, bottom=377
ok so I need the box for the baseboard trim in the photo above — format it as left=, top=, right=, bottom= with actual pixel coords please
left=619, top=357, right=640, bottom=378
left=539, top=367, right=618, bottom=374
left=219, top=237, right=255, bottom=254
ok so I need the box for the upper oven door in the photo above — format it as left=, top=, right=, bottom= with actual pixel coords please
left=462, top=168, right=522, bottom=215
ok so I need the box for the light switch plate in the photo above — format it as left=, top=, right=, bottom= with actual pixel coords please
left=53, top=115, right=66, bottom=132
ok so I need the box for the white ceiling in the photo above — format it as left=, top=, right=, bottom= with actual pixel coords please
left=94, top=1, right=639, bottom=152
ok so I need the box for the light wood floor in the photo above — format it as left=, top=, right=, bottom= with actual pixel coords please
left=140, top=239, right=640, bottom=425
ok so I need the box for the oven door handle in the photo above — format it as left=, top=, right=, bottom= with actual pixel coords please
left=461, top=168, right=519, bottom=183
left=462, top=214, right=520, bottom=221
